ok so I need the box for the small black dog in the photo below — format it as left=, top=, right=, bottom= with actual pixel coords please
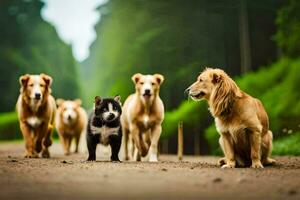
left=86, top=95, right=122, bottom=161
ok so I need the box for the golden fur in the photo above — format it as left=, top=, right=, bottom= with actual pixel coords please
left=16, top=74, right=56, bottom=158
left=187, top=68, right=275, bottom=168
left=121, top=73, right=164, bottom=162
left=55, top=99, right=87, bottom=155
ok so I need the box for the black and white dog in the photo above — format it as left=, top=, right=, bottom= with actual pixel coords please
left=86, top=95, right=122, bottom=161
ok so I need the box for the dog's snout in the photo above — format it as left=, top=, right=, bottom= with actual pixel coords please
left=145, top=89, right=151, bottom=94
left=144, top=89, right=151, bottom=95
left=35, top=93, right=41, bottom=99
left=67, top=115, right=72, bottom=120
left=108, top=113, right=115, bottom=120
left=184, top=87, right=190, bottom=94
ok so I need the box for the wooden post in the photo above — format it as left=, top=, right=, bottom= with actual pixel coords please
left=178, top=121, right=183, bottom=161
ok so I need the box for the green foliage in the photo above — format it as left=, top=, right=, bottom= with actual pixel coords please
left=274, top=0, right=300, bottom=57
left=162, top=100, right=209, bottom=139
left=80, top=0, right=250, bottom=109
left=273, top=132, right=300, bottom=155
left=0, top=112, right=20, bottom=140
left=0, top=0, right=80, bottom=112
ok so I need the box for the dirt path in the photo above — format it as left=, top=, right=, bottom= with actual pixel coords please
left=0, top=142, right=299, bottom=200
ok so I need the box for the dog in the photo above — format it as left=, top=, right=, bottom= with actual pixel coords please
left=86, top=96, right=122, bottom=161
left=186, top=68, right=276, bottom=168
left=121, top=73, right=164, bottom=162
left=55, top=99, right=87, bottom=155
left=16, top=74, right=56, bottom=158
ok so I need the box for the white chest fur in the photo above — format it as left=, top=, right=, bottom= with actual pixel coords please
left=143, top=115, right=149, bottom=127
left=90, top=125, right=119, bottom=145
left=27, top=117, right=42, bottom=128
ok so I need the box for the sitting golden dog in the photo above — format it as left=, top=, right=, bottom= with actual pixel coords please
left=16, top=74, right=56, bottom=158
left=186, top=68, right=275, bottom=168
left=121, top=73, right=164, bottom=162
left=55, top=99, right=87, bottom=155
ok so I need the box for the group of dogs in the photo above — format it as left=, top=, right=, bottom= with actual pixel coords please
left=16, top=68, right=276, bottom=168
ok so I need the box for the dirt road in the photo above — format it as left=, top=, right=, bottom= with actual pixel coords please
left=0, top=142, right=299, bottom=200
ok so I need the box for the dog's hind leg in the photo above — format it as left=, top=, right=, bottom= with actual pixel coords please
left=262, top=130, right=276, bottom=166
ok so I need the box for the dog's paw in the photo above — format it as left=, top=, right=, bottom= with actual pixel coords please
left=264, top=157, right=276, bottom=166
left=24, top=151, right=39, bottom=158
left=41, top=149, right=50, bottom=158
left=251, top=160, right=264, bottom=168
left=149, top=153, right=158, bottom=162
left=221, top=164, right=235, bottom=169
left=221, top=160, right=235, bottom=168
left=218, top=157, right=226, bottom=166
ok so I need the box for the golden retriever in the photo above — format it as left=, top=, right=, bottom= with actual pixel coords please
left=186, top=68, right=275, bottom=168
left=121, top=73, right=164, bottom=162
left=16, top=74, right=56, bottom=158
left=55, top=99, right=87, bottom=155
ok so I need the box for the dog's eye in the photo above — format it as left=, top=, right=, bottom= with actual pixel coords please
left=140, top=82, right=144, bottom=85
left=28, top=84, right=34, bottom=87
left=199, top=78, right=203, bottom=82
left=151, top=82, right=155, bottom=85
left=40, top=84, right=45, bottom=87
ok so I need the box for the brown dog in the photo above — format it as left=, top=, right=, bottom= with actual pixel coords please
left=16, top=74, right=56, bottom=158
left=186, top=68, right=275, bottom=168
left=55, top=99, right=87, bottom=155
left=121, top=73, right=164, bottom=162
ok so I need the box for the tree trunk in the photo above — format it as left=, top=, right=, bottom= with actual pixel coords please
left=239, top=0, right=252, bottom=74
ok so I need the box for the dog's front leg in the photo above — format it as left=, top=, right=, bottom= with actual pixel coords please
left=20, top=122, right=38, bottom=158
left=250, top=131, right=263, bottom=168
left=220, top=133, right=236, bottom=168
left=148, top=125, right=162, bottom=162
left=131, top=125, right=148, bottom=157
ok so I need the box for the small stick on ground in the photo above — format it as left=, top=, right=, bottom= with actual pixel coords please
left=178, top=121, right=183, bottom=161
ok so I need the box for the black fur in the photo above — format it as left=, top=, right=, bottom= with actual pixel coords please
left=86, top=96, right=122, bottom=161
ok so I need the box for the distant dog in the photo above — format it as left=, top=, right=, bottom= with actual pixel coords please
left=121, top=73, right=164, bottom=162
left=186, top=68, right=275, bottom=168
left=16, top=74, right=56, bottom=158
left=86, top=96, right=122, bottom=161
left=55, top=99, right=87, bottom=155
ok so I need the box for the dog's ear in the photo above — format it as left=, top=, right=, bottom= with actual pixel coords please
left=114, top=95, right=121, bottom=105
left=132, top=73, right=142, bottom=84
left=212, top=73, right=222, bottom=84
left=74, top=99, right=82, bottom=106
left=56, top=99, right=64, bottom=107
left=40, top=73, right=53, bottom=87
left=94, top=96, right=102, bottom=106
left=19, top=74, right=30, bottom=87
left=154, top=74, right=164, bottom=85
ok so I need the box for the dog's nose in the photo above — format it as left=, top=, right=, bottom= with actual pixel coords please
left=144, top=89, right=151, bottom=95
left=108, top=113, right=115, bottom=120
left=67, top=115, right=72, bottom=120
left=35, top=93, right=41, bottom=99
left=184, top=88, right=190, bottom=94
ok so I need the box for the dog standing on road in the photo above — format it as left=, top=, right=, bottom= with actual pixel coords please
left=186, top=68, right=275, bottom=168
left=121, top=73, right=165, bottom=162
left=16, top=74, right=56, bottom=158
left=86, top=96, right=122, bottom=161
left=55, top=99, right=87, bottom=155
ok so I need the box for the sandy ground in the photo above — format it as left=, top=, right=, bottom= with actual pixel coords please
left=0, top=142, right=300, bottom=200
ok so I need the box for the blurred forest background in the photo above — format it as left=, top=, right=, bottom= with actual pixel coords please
left=0, top=0, right=299, bottom=155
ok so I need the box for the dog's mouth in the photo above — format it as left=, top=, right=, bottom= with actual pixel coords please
left=190, top=91, right=206, bottom=99
left=142, top=93, right=152, bottom=99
